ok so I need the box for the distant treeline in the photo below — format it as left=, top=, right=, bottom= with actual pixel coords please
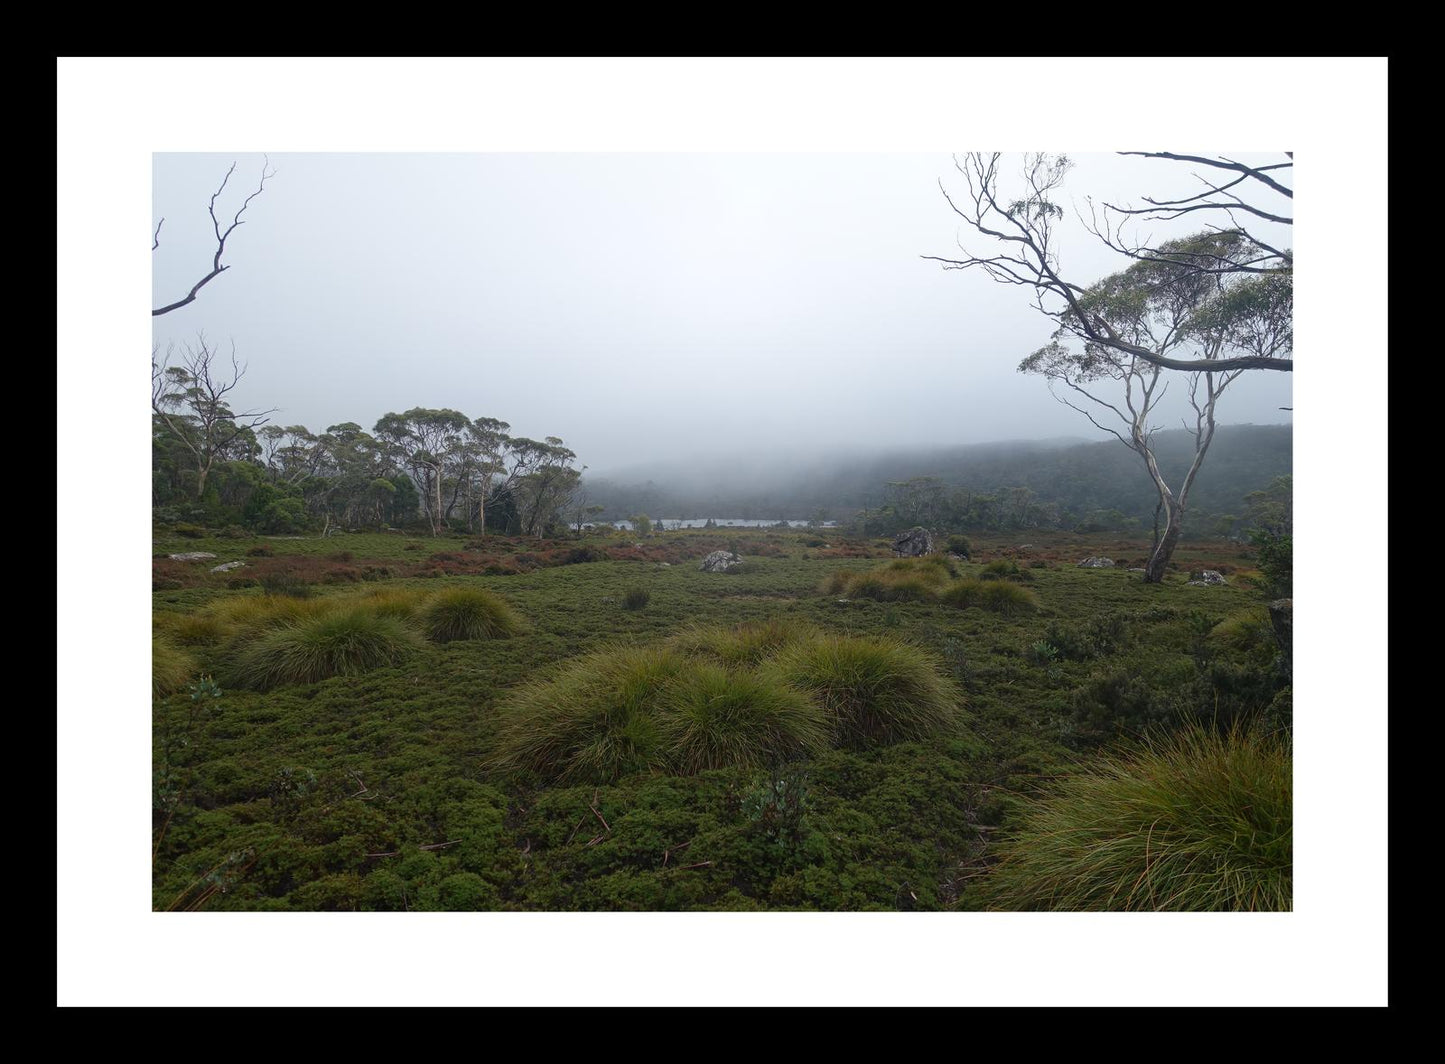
left=153, top=395, right=585, bottom=537
left=586, top=424, right=1291, bottom=538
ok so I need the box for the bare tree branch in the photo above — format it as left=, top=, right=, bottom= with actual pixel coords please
left=152, top=156, right=276, bottom=317
left=1117, top=152, right=1293, bottom=199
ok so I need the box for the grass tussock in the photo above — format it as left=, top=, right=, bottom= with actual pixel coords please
left=822, top=556, right=963, bottom=603
left=984, top=725, right=1292, bottom=911
left=668, top=618, right=820, bottom=668
left=773, top=634, right=962, bottom=748
left=164, top=612, right=230, bottom=647
left=232, top=610, right=422, bottom=690
left=940, top=578, right=1038, bottom=615
left=206, top=594, right=336, bottom=637
left=353, top=587, right=429, bottom=621
left=488, top=645, right=690, bottom=784
left=662, top=663, right=830, bottom=774
left=153, top=638, right=197, bottom=699
left=423, top=587, right=522, bottom=643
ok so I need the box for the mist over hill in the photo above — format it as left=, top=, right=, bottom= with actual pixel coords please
left=585, top=423, right=1291, bottom=534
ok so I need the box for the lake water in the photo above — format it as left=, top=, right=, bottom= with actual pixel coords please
left=606, top=518, right=836, bottom=531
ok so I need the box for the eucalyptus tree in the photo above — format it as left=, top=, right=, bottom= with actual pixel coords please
left=508, top=437, right=582, bottom=537
left=151, top=336, right=276, bottom=500
left=373, top=408, right=471, bottom=536
left=929, top=153, right=1291, bottom=581
left=464, top=417, right=513, bottom=534
left=1018, top=229, right=1290, bottom=580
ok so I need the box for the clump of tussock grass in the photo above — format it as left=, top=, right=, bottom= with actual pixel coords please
left=668, top=618, right=820, bottom=668
left=206, top=594, right=337, bottom=637
left=232, top=609, right=422, bottom=690
left=773, top=634, right=962, bottom=748
left=351, top=587, right=430, bottom=622
left=422, top=587, right=522, bottom=643
left=661, top=663, right=830, bottom=774
left=622, top=587, right=650, bottom=610
left=165, top=612, right=229, bottom=647
left=822, top=557, right=956, bottom=602
left=940, top=579, right=1038, bottom=616
left=488, top=645, right=690, bottom=785
left=885, top=554, right=960, bottom=579
left=153, top=637, right=197, bottom=699
left=983, top=725, right=1291, bottom=911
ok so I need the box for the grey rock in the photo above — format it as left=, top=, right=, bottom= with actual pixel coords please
left=892, top=527, right=935, bottom=557
left=1077, top=557, right=1115, bottom=568
left=699, top=550, right=743, bottom=573
left=168, top=552, right=217, bottom=562
left=210, top=561, right=246, bottom=573
left=1187, top=569, right=1228, bottom=586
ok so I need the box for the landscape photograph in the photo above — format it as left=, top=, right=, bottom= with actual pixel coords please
left=58, top=58, right=1387, bottom=1007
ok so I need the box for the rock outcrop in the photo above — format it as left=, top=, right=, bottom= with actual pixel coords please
left=168, top=552, right=217, bottom=562
left=699, top=550, right=743, bottom=573
left=1187, top=570, right=1228, bottom=586
left=1077, top=557, right=1115, bottom=569
left=891, top=527, right=935, bottom=557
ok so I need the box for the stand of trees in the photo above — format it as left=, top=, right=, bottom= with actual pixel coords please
left=153, top=379, right=586, bottom=537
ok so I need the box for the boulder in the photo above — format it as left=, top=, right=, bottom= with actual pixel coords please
left=210, top=561, right=246, bottom=573
left=1186, top=570, right=1228, bottom=586
left=699, top=550, right=743, bottom=573
left=1077, top=557, right=1115, bottom=568
left=168, top=552, right=217, bottom=562
left=892, top=527, right=935, bottom=557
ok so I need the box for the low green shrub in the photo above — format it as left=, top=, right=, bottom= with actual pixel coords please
left=436, top=872, right=498, bottom=910
left=1209, top=607, right=1275, bottom=661
left=423, top=587, right=522, bottom=643
left=258, top=572, right=312, bottom=598
left=945, top=534, right=972, bottom=558
left=1070, top=667, right=1167, bottom=739
left=622, top=587, right=651, bottom=611
left=983, top=726, right=1291, bottom=911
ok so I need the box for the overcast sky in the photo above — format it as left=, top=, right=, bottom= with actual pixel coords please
left=151, top=151, right=1292, bottom=476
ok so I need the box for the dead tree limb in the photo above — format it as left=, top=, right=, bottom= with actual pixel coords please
left=153, top=156, right=276, bottom=317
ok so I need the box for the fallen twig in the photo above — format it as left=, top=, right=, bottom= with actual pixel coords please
left=677, top=861, right=713, bottom=871
left=590, top=789, right=611, bottom=833
left=662, top=840, right=692, bottom=868
left=419, top=840, right=460, bottom=851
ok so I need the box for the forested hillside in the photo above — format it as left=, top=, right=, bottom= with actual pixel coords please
left=587, top=424, right=1291, bottom=536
